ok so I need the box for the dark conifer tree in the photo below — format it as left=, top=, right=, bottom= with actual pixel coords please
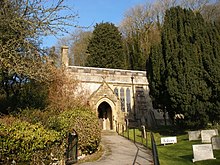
left=127, top=33, right=146, bottom=71
left=86, top=22, right=125, bottom=69
left=201, top=23, right=220, bottom=124
left=147, top=6, right=220, bottom=128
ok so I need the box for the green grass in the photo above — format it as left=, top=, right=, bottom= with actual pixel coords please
left=156, top=134, right=220, bottom=165
left=120, top=127, right=220, bottom=165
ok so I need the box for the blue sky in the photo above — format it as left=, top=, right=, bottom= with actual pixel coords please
left=42, top=0, right=153, bottom=48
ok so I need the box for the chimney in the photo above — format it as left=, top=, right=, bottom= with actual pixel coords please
left=61, top=46, right=69, bottom=67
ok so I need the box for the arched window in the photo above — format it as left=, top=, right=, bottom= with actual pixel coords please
left=120, top=88, right=125, bottom=112
left=114, top=87, right=118, bottom=97
left=126, top=88, right=131, bottom=112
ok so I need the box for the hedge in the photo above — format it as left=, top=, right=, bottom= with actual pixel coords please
left=0, top=116, right=64, bottom=164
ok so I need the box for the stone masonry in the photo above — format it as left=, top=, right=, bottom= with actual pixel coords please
left=61, top=46, right=155, bottom=131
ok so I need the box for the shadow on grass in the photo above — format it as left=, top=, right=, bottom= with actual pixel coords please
left=179, top=154, right=193, bottom=162
left=150, top=125, right=188, bottom=136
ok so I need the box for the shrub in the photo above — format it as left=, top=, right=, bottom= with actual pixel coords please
left=16, top=108, right=54, bottom=126
left=46, top=68, right=89, bottom=112
left=9, top=106, right=101, bottom=159
left=47, top=107, right=101, bottom=154
left=0, top=116, right=64, bottom=164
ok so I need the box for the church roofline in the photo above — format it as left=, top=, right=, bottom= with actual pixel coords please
left=67, top=65, right=147, bottom=76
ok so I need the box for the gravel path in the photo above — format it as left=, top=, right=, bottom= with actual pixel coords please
left=80, top=131, right=153, bottom=165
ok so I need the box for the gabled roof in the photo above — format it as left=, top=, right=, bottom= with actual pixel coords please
left=89, top=80, right=119, bottom=103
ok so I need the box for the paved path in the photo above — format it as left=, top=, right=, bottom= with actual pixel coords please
left=80, top=131, right=153, bottom=165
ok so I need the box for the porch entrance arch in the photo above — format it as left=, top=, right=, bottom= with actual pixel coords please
left=98, top=101, right=113, bottom=130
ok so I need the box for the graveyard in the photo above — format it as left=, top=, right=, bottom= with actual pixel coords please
left=152, top=126, right=220, bottom=165
left=119, top=126, right=220, bottom=165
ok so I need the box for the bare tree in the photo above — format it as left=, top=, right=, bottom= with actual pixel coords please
left=119, top=3, right=161, bottom=69
left=0, top=0, right=78, bottom=81
left=119, top=0, right=215, bottom=70
left=180, top=0, right=210, bottom=11
left=0, top=0, right=78, bottom=108
left=201, top=1, right=220, bottom=24
left=56, top=29, right=92, bottom=66
left=70, top=30, right=92, bottom=66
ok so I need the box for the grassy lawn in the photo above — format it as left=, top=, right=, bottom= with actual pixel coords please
left=156, top=134, right=220, bottom=165
left=121, top=127, right=220, bottom=165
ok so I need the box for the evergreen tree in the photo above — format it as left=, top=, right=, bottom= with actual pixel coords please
left=126, top=33, right=147, bottom=70
left=147, top=44, right=167, bottom=110
left=163, top=7, right=211, bottom=128
left=202, top=23, right=220, bottom=124
left=86, top=22, right=125, bottom=69
left=147, top=6, right=220, bottom=128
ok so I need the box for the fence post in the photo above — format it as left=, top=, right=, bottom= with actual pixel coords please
left=118, top=123, right=120, bottom=133
left=127, top=127, right=129, bottom=140
left=133, top=128, right=136, bottom=143
left=122, top=125, right=125, bottom=137
left=141, top=128, right=143, bottom=144
left=145, top=129, right=148, bottom=148
left=141, top=125, right=147, bottom=146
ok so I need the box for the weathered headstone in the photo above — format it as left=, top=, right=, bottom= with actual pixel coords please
left=188, top=131, right=201, bottom=141
left=161, top=136, right=177, bottom=145
left=192, top=144, right=216, bottom=162
left=201, top=129, right=218, bottom=143
left=212, top=136, right=220, bottom=150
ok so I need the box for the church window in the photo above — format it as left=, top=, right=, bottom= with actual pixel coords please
left=126, top=88, right=131, bottom=112
left=120, top=88, right=125, bottom=112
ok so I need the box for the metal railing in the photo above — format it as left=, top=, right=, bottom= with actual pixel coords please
left=117, top=123, right=160, bottom=165
left=151, top=132, right=160, bottom=165
left=117, top=124, right=148, bottom=147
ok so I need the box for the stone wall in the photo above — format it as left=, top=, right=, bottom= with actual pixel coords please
left=62, top=47, right=154, bottom=130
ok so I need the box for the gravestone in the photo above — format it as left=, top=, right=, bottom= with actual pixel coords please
left=201, top=129, right=218, bottom=143
left=192, top=144, right=216, bottom=162
left=212, top=136, right=220, bottom=150
left=188, top=131, right=201, bottom=141
left=161, top=136, right=177, bottom=145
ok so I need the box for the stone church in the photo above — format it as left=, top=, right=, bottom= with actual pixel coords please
left=61, top=46, right=156, bottom=131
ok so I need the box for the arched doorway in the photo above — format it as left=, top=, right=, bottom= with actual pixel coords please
left=98, top=101, right=113, bottom=130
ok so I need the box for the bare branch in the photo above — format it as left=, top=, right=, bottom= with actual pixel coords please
left=0, top=0, right=78, bottom=82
